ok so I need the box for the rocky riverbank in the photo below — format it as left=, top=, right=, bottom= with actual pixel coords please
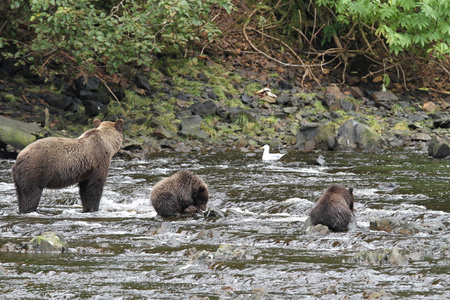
left=1, top=57, right=449, bottom=159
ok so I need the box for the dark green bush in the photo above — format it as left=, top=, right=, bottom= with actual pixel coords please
left=0, top=0, right=233, bottom=73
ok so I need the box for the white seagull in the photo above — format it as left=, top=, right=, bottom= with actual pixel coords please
left=261, top=145, right=286, bottom=161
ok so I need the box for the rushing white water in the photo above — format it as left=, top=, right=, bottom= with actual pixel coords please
left=0, top=151, right=449, bottom=299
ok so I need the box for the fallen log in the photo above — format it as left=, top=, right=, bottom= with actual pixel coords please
left=0, top=115, right=46, bottom=150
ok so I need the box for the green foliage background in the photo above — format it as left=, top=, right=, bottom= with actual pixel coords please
left=0, top=0, right=233, bottom=73
left=1, top=0, right=449, bottom=75
left=317, top=0, right=450, bottom=58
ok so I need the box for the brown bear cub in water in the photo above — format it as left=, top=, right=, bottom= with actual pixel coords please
left=309, top=184, right=354, bottom=232
left=12, top=119, right=123, bottom=213
left=151, top=170, right=209, bottom=217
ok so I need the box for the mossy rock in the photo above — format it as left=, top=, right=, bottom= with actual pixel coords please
left=25, top=231, right=68, bottom=253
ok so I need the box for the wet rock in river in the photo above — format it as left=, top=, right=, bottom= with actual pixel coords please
left=427, top=135, right=450, bottom=158
left=204, top=205, right=225, bottom=218
left=308, top=223, right=330, bottom=235
left=214, top=244, right=260, bottom=260
left=363, top=290, right=393, bottom=299
left=1, top=242, right=23, bottom=253
left=26, top=231, right=68, bottom=253
left=187, top=245, right=260, bottom=262
left=1, top=231, right=68, bottom=253
left=370, top=217, right=432, bottom=234
left=314, top=154, right=326, bottom=166
left=146, top=222, right=173, bottom=235
left=304, top=215, right=358, bottom=234
left=350, top=247, right=422, bottom=265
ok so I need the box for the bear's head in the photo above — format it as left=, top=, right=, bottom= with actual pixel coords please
left=192, top=185, right=209, bottom=211
left=87, top=119, right=124, bottom=154
left=94, top=119, right=123, bottom=133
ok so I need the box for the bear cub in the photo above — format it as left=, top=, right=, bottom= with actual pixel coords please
left=12, top=119, right=123, bottom=213
left=151, top=170, right=209, bottom=217
left=309, top=184, right=354, bottom=232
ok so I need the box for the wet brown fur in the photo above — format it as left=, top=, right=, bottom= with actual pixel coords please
left=12, top=119, right=123, bottom=213
left=309, top=184, right=354, bottom=232
left=151, top=170, right=209, bottom=217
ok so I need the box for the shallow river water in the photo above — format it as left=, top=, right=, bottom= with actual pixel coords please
left=0, top=150, right=449, bottom=299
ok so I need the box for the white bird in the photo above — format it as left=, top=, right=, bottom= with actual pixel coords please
left=261, top=145, right=286, bottom=161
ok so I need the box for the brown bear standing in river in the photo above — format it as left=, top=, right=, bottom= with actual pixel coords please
left=12, top=119, right=124, bottom=213
left=151, top=170, right=209, bottom=217
left=309, top=184, right=354, bottom=232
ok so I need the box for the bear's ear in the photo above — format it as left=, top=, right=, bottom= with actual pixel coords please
left=115, top=119, right=124, bottom=132
left=93, top=119, right=102, bottom=128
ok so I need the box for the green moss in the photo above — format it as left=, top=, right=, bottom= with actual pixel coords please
left=391, top=103, right=405, bottom=116
left=313, top=100, right=327, bottom=113
left=365, top=115, right=385, bottom=135
left=393, top=121, right=409, bottom=131
left=243, top=82, right=262, bottom=95
left=225, top=98, right=245, bottom=108
left=124, top=90, right=152, bottom=108
left=4, top=93, right=17, bottom=103
left=261, top=115, right=278, bottom=125
left=294, top=91, right=317, bottom=101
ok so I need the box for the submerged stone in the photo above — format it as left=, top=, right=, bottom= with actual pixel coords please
left=351, top=247, right=421, bottom=265
left=26, top=231, right=68, bottom=253
left=370, top=217, right=431, bottom=234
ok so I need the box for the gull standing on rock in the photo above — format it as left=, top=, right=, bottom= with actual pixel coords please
left=261, top=145, right=286, bottom=161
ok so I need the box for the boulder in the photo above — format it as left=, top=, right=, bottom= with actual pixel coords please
left=428, top=136, right=450, bottom=158
left=152, top=125, right=175, bottom=139
left=135, top=73, right=152, bottom=91
left=325, top=84, right=346, bottom=111
left=187, top=100, right=218, bottom=117
left=0, top=116, right=45, bottom=150
left=295, top=121, right=336, bottom=151
left=371, top=91, right=398, bottom=110
left=335, top=119, right=382, bottom=152
left=351, top=247, right=419, bottom=265
left=180, top=115, right=208, bottom=139
left=75, top=76, right=101, bottom=92
left=82, top=100, right=106, bottom=117
left=370, top=217, right=432, bottom=234
left=241, top=93, right=254, bottom=105
left=278, top=80, right=293, bottom=90
left=25, top=231, right=68, bottom=253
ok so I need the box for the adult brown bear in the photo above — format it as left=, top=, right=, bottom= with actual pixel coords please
left=12, top=119, right=123, bottom=213
left=309, top=184, right=354, bottom=232
left=151, top=170, right=209, bottom=217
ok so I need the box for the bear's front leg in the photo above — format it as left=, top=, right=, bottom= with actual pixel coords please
left=79, top=179, right=104, bottom=212
left=184, top=205, right=201, bottom=214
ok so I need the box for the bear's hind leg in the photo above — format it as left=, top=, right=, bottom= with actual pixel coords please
left=79, top=179, right=105, bottom=212
left=16, top=185, right=43, bottom=213
left=152, top=192, right=180, bottom=217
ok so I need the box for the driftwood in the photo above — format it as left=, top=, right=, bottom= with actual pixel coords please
left=0, top=116, right=46, bottom=150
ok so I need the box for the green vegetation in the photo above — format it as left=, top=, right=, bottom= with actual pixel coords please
left=0, top=0, right=233, bottom=73
left=393, top=121, right=409, bottom=131
left=244, top=82, right=263, bottom=95
left=364, top=115, right=385, bottom=135
left=317, top=0, right=450, bottom=58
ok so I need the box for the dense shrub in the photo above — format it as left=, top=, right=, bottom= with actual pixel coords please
left=317, top=0, right=450, bottom=58
left=0, top=0, right=233, bottom=73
